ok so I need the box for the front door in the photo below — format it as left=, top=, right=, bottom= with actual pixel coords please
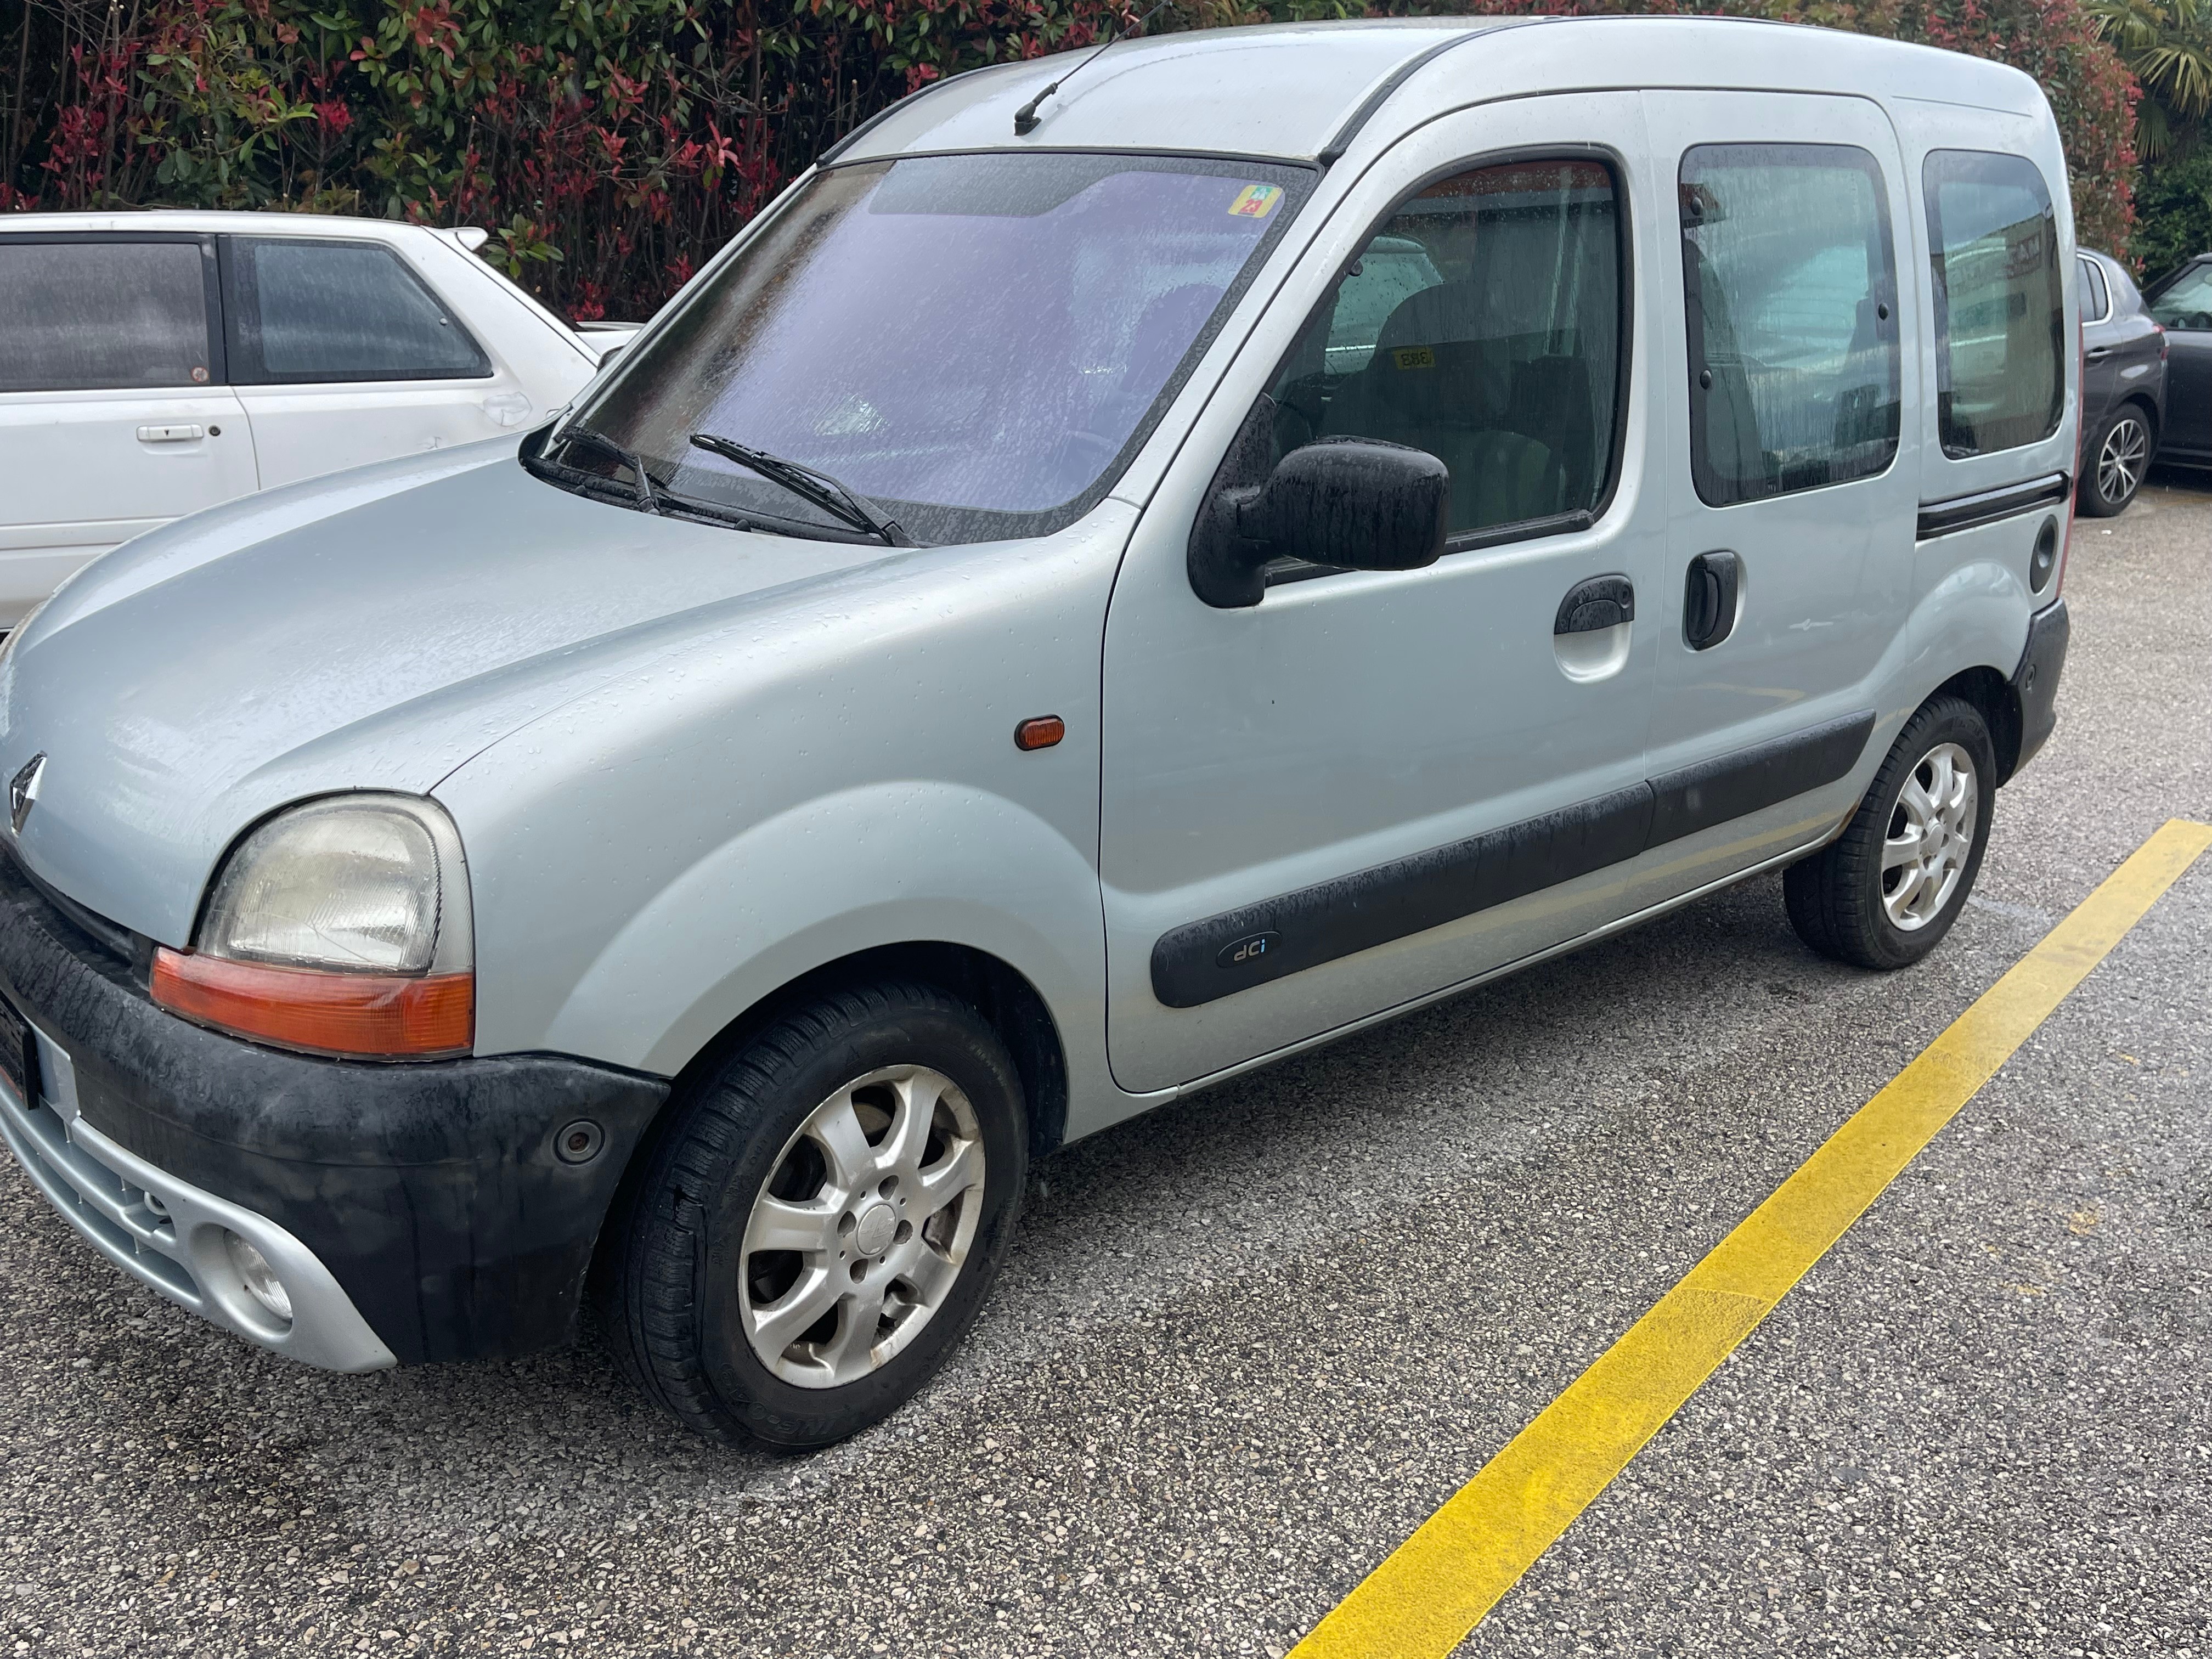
left=1099, top=94, right=1664, bottom=1094
left=0, top=235, right=258, bottom=626
left=1639, top=92, right=1921, bottom=894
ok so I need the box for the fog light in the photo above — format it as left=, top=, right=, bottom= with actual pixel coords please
left=224, top=1231, right=293, bottom=1324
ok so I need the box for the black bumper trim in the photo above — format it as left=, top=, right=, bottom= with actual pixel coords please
left=2005, top=598, right=2069, bottom=782
left=0, top=854, right=669, bottom=1365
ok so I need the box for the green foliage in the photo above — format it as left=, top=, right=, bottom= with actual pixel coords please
left=0, top=0, right=2142, bottom=309
left=2088, top=0, right=2212, bottom=160
left=2132, top=146, right=2212, bottom=273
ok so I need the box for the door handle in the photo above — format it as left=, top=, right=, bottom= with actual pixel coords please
left=136, top=424, right=205, bottom=443
left=2084, top=346, right=2113, bottom=362
left=1683, top=550, right=1740, bottom=651
left=1553, top=573, right=1635, bottom=635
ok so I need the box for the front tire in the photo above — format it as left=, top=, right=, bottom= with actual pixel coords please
left=1785, top=696, right=1995, bottom=970
left=2078, top=402, right=2152, bottom=517
left=602, top=981, right=1028, bottom=1448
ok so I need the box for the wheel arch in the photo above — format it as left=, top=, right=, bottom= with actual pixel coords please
left=655, top=940, right=1071, bottom=1163
left=1927, top=664, right=2023, bottom=785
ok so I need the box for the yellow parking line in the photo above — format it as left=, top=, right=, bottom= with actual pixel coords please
left=1293, top=818, right=2212, bottom=1659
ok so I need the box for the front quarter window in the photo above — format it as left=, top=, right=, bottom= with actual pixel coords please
left=558, top=153, right=1312, bottom=544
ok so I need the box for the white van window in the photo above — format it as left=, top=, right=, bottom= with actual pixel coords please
left=1678, top=144, right=1901, bottom=507
left=0, top=240, right=212, bottom=394
left=2078, top=255, right=2111, bottom=323
left=1267, top=158, right=1625, bottom=538
left=225, top=239, right=491, bottom=383
left=1923, top=150, right=2065, bottom=458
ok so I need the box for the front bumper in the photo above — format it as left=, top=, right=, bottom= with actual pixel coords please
left=0, top=851, right=668, bottom=1368
left=0, top=1062, right=397, bottom=1370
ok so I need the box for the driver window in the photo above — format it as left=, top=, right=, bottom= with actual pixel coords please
left=1263, top=158, right=1625, bottom=538
left=2151, top=263, right=2212, bottom=331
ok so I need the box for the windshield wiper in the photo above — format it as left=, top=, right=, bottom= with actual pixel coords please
left=688, top=432, right=914, bottom=547
left=556, top=424, right=664, bottom=515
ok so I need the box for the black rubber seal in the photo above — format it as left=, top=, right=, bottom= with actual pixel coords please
left=0, top=855, right=669, bottom=1365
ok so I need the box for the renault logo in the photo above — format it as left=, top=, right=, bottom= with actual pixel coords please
left=9, top=753, right=44, bottom=833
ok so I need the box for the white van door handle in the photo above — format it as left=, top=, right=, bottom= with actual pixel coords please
left=136, top=424, right=205, bottom=443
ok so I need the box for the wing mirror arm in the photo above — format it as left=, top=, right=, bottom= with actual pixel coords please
left=1188, top=403, right=1451, bottom=610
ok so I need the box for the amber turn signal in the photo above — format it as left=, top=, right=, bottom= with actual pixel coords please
left=151, top=948, right=474, bottom=1059
left=1014, top=715, right=1065, bottom=752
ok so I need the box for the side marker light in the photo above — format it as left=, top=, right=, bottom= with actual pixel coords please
left=1014, top=716, right=1065, bottom=752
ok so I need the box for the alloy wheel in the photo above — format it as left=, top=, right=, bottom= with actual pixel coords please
left=1881, top=741, right=1978, bottom=932
left=2097, top=415, right=2148, bottom=507
left=740, top=1065, right=986, bottom=1389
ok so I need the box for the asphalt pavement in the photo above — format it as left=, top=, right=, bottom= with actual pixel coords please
left=3, top=472, right=2208, bottom=1658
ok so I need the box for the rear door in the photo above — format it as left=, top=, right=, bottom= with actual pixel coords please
left=2149, top=258, right=2212, bottom=458
left=0, top=235, right=256, bottom=626
left=221, top=234, right=518, bottom=488
left=1638, top=92, right=1921, bottom=891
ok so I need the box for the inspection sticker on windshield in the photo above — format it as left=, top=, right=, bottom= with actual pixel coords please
left=1228, top=184, right=1283, bottom=220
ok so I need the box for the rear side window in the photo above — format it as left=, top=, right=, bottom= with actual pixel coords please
left=226, top=239, right=490, bottom=383
left=0, top=240, right=213, bottom=393
left=1678, top=144, right=1901, bottom=507
left=1923, top=151, right=2064, bottom=458
left=2078, top=256, right=2111, bottom=323
left=1265, top=157, right=1626, bottom=539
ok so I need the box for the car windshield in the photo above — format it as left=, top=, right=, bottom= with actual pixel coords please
left=556, top=151, right=1313, bottom=544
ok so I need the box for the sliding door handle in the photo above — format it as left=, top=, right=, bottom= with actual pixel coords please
left=1683, top=550, right=1740, bottom=651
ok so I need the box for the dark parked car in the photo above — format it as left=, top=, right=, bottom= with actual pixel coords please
left=2075, top=248, right=2166, bottom=516
left=2145, top=252, right=2212, bottom=475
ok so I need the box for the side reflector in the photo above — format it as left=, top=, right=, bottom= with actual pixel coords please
left=1014, top=715, right=1066, bottom=752
left=151, top=949, right=473, bottom=1059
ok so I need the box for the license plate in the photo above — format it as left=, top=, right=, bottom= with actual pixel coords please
left=0, top=996, right=38, bottom=1106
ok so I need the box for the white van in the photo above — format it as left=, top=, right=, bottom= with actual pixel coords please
left=0, top=214, right=615, bottom=627
left=0, top=18, right=2075, bottom=1447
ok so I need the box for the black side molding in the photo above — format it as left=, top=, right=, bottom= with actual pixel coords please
left=1646, top=711, right=1875, bottom=848
left=1916, top=473, right=2069, bottom=539
left=1150, top=711, right=1876, bottom=1008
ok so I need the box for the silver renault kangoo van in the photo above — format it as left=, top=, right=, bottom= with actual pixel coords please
left=0, top=16, right=2075, bottom=1445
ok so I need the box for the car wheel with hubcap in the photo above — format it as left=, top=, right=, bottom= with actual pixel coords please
left=2079, top=403, right=2151, bottom=517
left=1784, top=694, right=1995, bottom=970
left=601, top=980, right=1027, bottom=1447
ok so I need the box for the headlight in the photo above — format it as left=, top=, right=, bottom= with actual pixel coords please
left=151, top=794, right=473, bottom=1059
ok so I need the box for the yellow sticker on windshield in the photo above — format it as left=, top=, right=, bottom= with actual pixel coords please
left=1393, top=346, right=1436, bottom=370
left=1228, top=184, right=1283, bottom=220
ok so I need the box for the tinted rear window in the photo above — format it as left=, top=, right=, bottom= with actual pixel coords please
left=1924, top=151, right=2065, bottom=458
left=0, top=240, right=213, bottom=393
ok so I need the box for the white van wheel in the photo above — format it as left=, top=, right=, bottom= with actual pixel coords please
left=1784, top=696, right=1995, bottom=969
left=601, top=981, right=1027, bottom=1448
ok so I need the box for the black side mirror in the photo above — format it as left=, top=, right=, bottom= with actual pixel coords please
left=1189, top=421, right=1451, bottom=609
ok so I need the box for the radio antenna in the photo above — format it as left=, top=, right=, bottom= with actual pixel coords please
left=1013, top=0, right=1176, bottom=136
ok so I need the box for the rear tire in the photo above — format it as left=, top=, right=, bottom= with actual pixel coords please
left=601, top=980, right=1028, bottom=1448
left=1785, top=695, right=1995, bottom=970
left=2078, top=402, right=2152, bottom=517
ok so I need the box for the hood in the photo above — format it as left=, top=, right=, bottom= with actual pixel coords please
left=0, top=439, right=899, bottom=945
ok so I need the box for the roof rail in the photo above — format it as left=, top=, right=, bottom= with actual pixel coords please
left=1317, top=20, right=1543, bottom=164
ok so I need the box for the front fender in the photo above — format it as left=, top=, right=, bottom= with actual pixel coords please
left=548, top=780, right=1109, bottom=1086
